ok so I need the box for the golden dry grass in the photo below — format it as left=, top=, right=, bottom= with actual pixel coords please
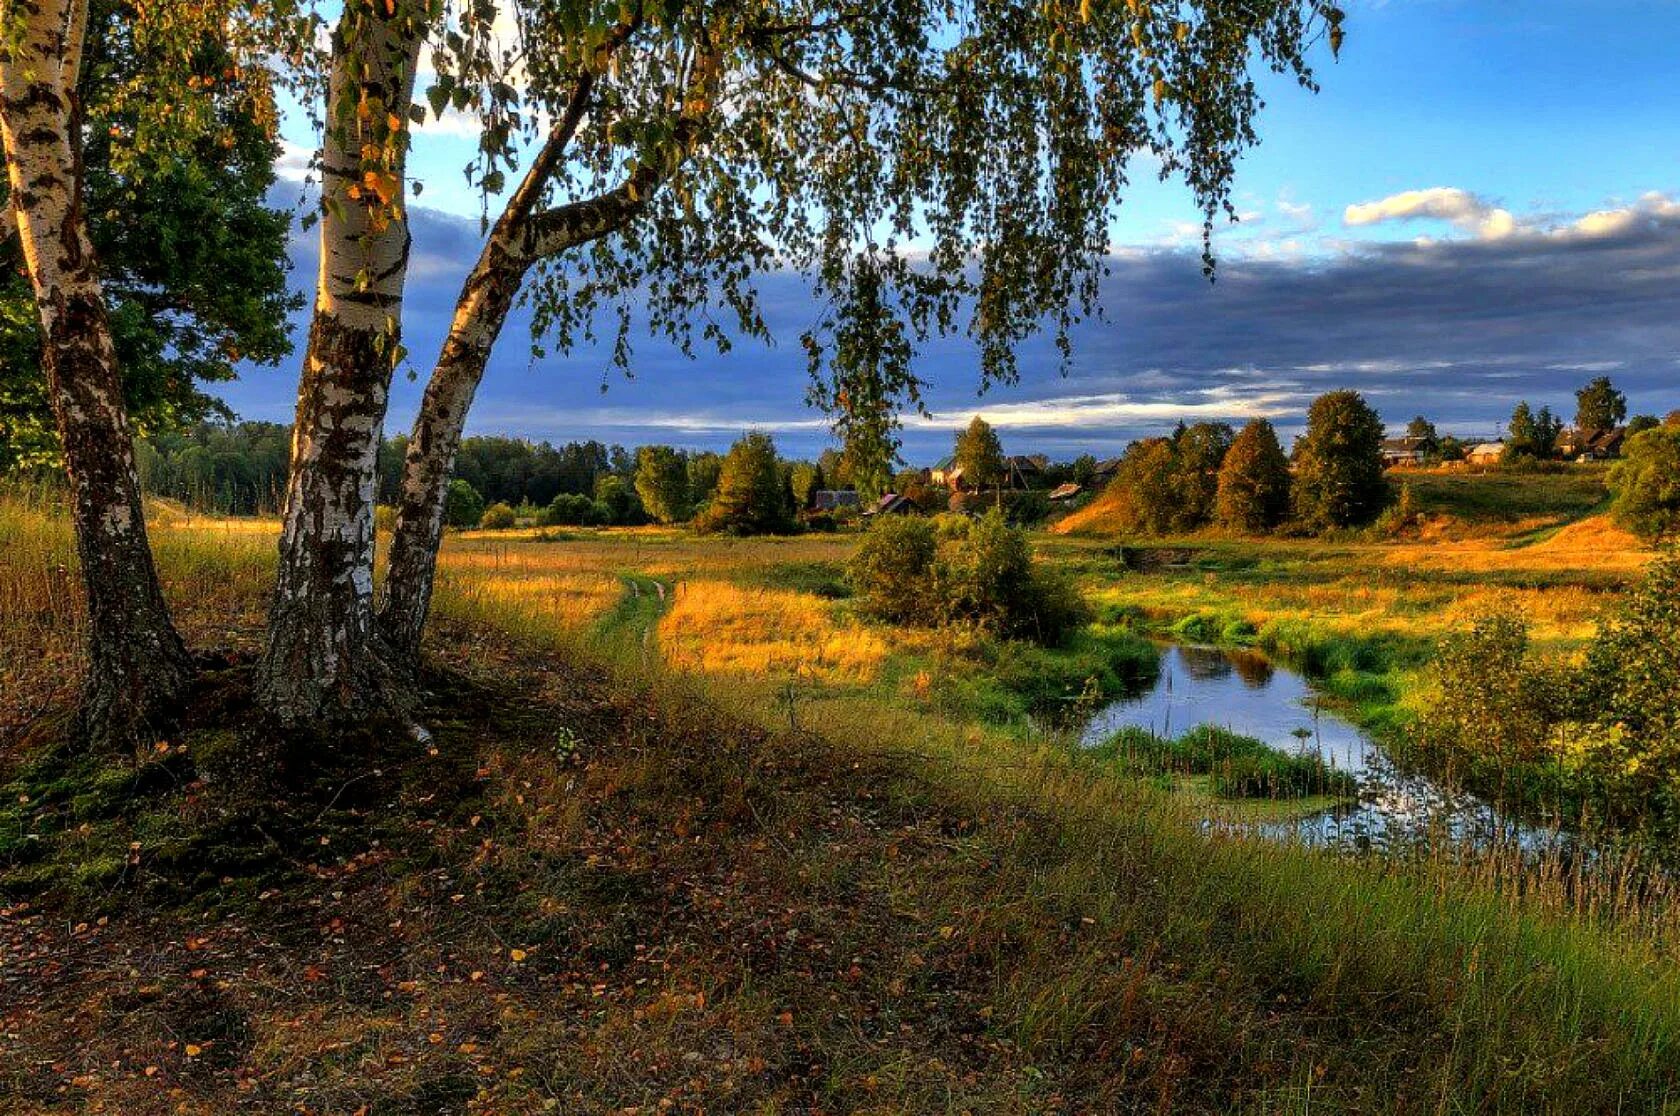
left=658, top=578, right=891, bottom=682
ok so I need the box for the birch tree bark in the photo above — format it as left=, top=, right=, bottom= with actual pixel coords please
left=377, top=45, right=715, bottom=659
left=1, top=0, right=192, bottom=748
left=255, top=0, right=423, bottom=725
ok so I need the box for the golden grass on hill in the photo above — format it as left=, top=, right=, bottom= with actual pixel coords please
left=658, top=579, right=891, bottom=683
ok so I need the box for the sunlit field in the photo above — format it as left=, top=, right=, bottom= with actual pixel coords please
left=6, top=475, right=1680, bottom=1112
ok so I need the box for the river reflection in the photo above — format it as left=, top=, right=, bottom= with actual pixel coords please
left=1081, top=643, right=1562, bottom=853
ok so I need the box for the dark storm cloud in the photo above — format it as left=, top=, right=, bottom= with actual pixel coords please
left=223, top=193, right=1680, bottom=463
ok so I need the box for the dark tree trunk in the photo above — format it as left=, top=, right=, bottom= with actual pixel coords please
left=2, top=0, right=192, bottom=749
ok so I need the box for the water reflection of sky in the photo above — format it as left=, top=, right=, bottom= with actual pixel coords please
left=1080, top=644, right=1374, bottom=777
left=1081, top=643, right=1563, bottom=854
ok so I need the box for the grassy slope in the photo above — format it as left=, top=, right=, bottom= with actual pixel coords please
left=1055, top=463, right=1614, bottom=539
left=5, top=493, right=1680, bottom=1112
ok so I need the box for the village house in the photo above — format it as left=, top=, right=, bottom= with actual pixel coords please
left=861, top=492, right=920, bottom=517
left=1558, top=427, right=1627, bottom=461
left=1466, top=441, right=1505, bottom=465
left=1380, top=436, right=1430, bottom=468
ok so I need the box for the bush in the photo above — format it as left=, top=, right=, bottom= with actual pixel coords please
left=541, top=492, right=609, bottom=526
left=479, top=501, right=517, bottom=530
left=594, top=475, right=645, bottom=525
left=848, top=508, right=1087, bottom=644
left=1609, top=427, right=1680, bottom=540
left=848, top=515, right=937, bottom=624
left=1416, top=609, right=1573, bottom=773
left=1579, top=551, right=1680, bottom=809
left=444, top=479, right=485, bottom=528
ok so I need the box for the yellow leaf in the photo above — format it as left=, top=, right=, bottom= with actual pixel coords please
left=185, top=1044, right=202, bottom=1057
left=510, top=949, right=527, bottom=962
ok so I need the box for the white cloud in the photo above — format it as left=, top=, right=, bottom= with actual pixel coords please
left=1276, top=198, right=1318, bottom=233
left=276, top=139, right=316, bottom=183
left=1343, top=187, right=1518, bottom=241
left=910, top=388, right=1299, bottom=430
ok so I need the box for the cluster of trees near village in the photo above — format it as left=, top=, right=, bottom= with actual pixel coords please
left=98, top=366, right=1680, bottom=548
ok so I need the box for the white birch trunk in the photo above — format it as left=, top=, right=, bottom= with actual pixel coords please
left=1, top=0, right=192, bottom=747
left=256, top=0, right=423, bottom=725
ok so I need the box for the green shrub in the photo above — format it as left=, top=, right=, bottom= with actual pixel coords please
left=1578, top=551, right=1680, bottom=816
left=444, top=479, right=485, bottom=528
left=848, top=515, right=937, bottom=624
left=479, top=501, right=517, bottom=530
left=541, top=492, right=609, bottom=526
left=1418, top=609, right=1572, bottom=771
left=848, top=508, right=1088, bottom=645
left=1609, top=427, right=1680, bottom=540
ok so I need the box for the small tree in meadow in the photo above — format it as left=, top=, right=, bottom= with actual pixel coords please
left=444, top=480, right=486, bottom=529
left=1216, top=419, right=1292, bottom=531
left=849, top=515, right=938, bottom=624
left=954, top=416, right=1006, bottom=494
left=634, top=446, right=692, bottom=524
left=1609, top=427, right=1680, bottom=540
left=696, top=433, right=795, bottom=535
left=1292, top=390, right=1388, bottom=530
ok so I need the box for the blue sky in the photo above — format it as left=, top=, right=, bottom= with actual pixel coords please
left=233, top=0, right=1680, bottom=462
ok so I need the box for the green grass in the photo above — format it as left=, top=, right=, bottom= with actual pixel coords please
left=1097, top=724, right=1360, bottom=801
left=1401, top=465, right=1611, bottom=525
left=7, top=490, right=1680, bottom=1111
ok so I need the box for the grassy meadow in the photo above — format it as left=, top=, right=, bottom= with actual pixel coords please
left=4, top=467, right=1680, bottom=1112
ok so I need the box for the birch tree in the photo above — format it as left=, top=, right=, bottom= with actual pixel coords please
left=361, top=0, right=1349, bottom=667
left=258, top=0, right=1346, bottom=722
left=253, top=0, right=427, bottom=724
left=1, top=0, right=193, bottom=748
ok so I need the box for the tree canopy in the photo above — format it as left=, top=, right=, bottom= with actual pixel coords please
left=1506, top=401, right=1563, bottom=460
left=1575, top=375, right=1627, bottom=433
left=696, top=432, right=794, bottom=534
left=409, top=0, right=1346, bottom=479
left=1292, top=390, right=1387, bottom=529
left=1216, top=418, right=1291, bottom=531
left=0, top=0, right=296, bottom=472
left=954, top=416, right=1006, bottom=492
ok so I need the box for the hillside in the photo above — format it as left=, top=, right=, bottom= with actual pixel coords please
left=1054, top=464, right=1612, bottom=540
left=4, top=496, right=1680, bottom=1112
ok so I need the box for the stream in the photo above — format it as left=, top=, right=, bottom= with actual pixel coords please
left=1079, top=643, right=1562, bottom=853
